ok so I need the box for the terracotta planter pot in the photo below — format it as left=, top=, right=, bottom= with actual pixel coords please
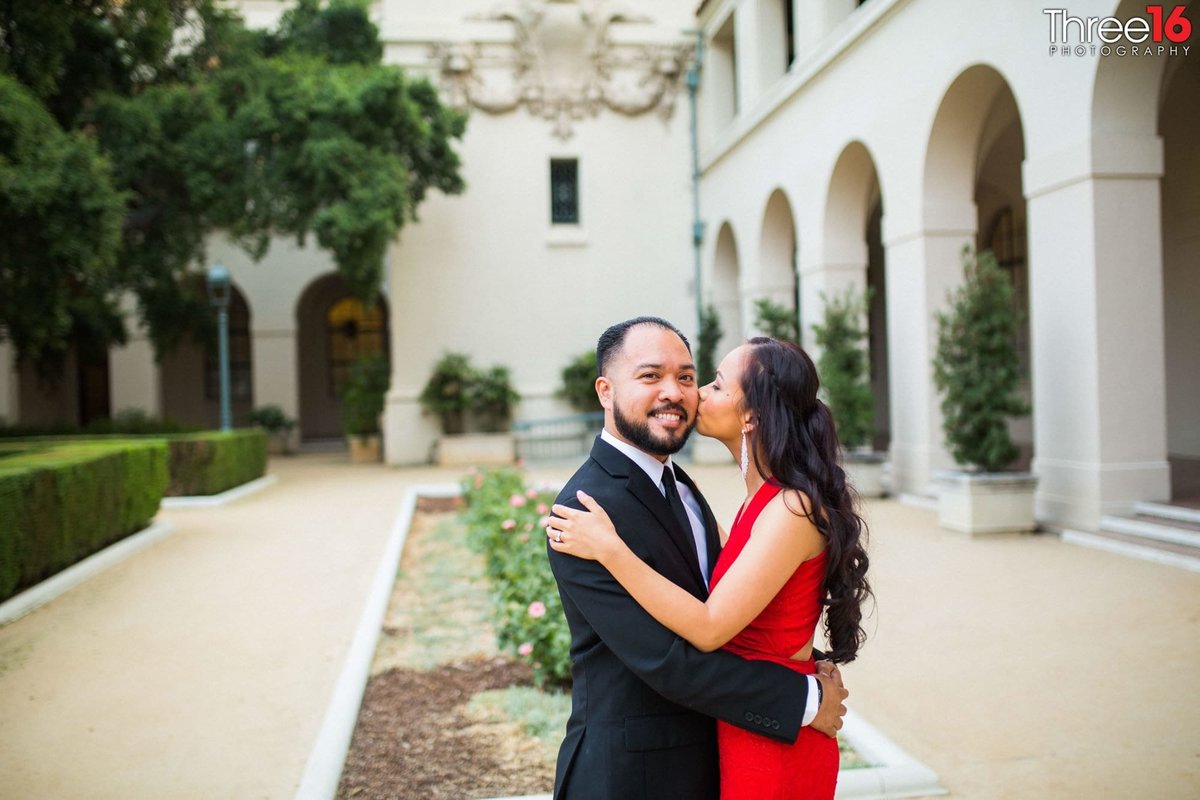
left=348, top=434, right=382, bottom=463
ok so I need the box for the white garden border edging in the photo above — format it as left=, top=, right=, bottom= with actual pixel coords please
left=0, top=520, right=176, bottom=626
left=293, top=482, right=461, bottom=800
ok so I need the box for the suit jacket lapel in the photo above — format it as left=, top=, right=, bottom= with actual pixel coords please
left=589, top=437, right=708, bottom=594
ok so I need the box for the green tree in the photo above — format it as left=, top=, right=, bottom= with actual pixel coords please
left=0, top=75, right=127, bottom=378
left=752, top=297, right=799, bottom=344
left=0, top=0, right=466, bottom=376
left=696, top=304, right=723, bottom=385
left=932, top=247, right=1029, bottom=472
left=812, top=287, right=873, bottom=450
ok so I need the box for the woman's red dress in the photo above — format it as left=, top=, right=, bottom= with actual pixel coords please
left=708, top=480, right=839, bottom=799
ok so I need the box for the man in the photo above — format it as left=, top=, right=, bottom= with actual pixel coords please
left=547, top=316, right=848, bottom=799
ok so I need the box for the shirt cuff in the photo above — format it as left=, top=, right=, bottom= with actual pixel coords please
left=801, top=675, right=819, bottom=726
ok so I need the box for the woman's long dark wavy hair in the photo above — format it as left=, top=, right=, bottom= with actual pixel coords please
left=741, top=337, right=872, bottom=663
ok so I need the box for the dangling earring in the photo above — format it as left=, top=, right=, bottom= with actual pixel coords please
left=740, top=428, right=749, bottom=479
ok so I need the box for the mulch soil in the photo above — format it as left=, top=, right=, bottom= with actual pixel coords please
left=335, top=498, right=558, bottom=800
left=337, top=656, right=547, bottom=800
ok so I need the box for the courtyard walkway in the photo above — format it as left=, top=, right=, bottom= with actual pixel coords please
left=0, top=454, right=1197, bottom=799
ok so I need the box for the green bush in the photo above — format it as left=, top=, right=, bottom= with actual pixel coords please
left=933, top=247, right=1030, bottom=471
left=470, top=365, right=520, bottom=433
left=165, top=429, right=268, bottom=496
left=460, top=465, right=570, bottom=687
left=696, top=304, right=724, bottom=385
left=753, top=297, right=800, bottom=344
left=341, top=354, right=390, bottom=436
left=812, top=287, right=874, bottom=450
left=419, top=352, right=475, bottom=434
left=0, top=440, right=168, bottom=602
left=557, top=351, right=602, bottom=413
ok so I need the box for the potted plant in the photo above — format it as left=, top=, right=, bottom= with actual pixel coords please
left=692, top=304, right=733, bottom=464
left=557, top=350, right=603, bottom=414
left=419, top=352, right=474, bottom=435
left=248, top=404, right=297, bottom=455
left=752, top=297, right=799, bottom=344
left=932, top=247, right=1036, bottom=534
left=342, top=353, right=390, bottom=463
left=470, top=365, right=520, bottom=433
left=812, top=286, right=886, bottom=497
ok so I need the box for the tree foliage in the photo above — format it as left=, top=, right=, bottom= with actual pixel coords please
left=0, top=0, right=466, bottom=376
left=752, top=297, right=799, bottom=345
left=812, top=286, right=873, bottom=450
left=932, top=247, right=1029, bottom=472
left=695, top=304, right=723, bottom=386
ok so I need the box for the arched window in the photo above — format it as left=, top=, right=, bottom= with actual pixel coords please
left=326, top=297, right=387, bottom=397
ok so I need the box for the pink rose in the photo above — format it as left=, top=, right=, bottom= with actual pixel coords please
left=510, top=494, right=527, bottom=507
left=527, top=601, right=546, bottom=618
left=536, top=503, right=549, bottom=515
left=519, top=533, right=530, bottom=543
left=474, top=475, right=484, bottom=488
left=518, top=643, right=533, bottom=657
left=501, top=519, right=517, bottom=530
left=526, top=488, right=539, bottom=499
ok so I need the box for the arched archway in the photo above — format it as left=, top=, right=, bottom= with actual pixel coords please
left=820, top=140, right=890, bottom=451
left=295, top=274, right=390, bottom=441
left=890, top=63, right=1031, bottom=492
left=752, top=188, right=798, bottom=338
left=1157, top=56, right=1200, bottom=501
left=712, top=221, right=743, bottom=359
left=160, top=282, right=254, bottom=429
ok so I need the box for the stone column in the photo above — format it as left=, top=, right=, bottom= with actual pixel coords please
left=252, top=327, right=301, bottom=449
left=1023, top=134, right=1171, bottom=529
left=881, top=210, right=975, bottom=496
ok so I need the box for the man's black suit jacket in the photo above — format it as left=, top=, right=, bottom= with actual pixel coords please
left=547, top=436, right=809, bottom=800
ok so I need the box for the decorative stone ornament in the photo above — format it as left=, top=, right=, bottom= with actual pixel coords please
left=433, top=0, right=691, bottom=139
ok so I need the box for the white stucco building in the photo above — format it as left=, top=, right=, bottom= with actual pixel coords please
left=0, top=0, right=1194, bottom=532
left=692, top=0, right=1197, bottom=529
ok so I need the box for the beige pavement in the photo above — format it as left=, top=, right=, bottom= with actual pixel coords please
left=0, top=455, right=1197, bottom=799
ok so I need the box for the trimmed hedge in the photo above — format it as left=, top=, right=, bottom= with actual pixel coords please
left=0, top=440, right=169, bottom=602
left=165, top=429, right=268, bottom=496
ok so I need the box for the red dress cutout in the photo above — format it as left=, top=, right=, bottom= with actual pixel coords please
left=709, top=480, right=839, bottom=799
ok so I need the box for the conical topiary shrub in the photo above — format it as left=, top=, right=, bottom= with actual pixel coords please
left=933, top=247, right=1030, bottom=472
left=813, top=286, right=873, bottom=451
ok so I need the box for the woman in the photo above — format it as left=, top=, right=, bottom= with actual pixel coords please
left=547, top=336, right=872, bottom=799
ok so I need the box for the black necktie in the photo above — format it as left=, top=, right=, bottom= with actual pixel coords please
left=661, top=466, right=695, bottom=548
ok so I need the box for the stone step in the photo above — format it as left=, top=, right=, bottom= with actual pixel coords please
left=1062, top=529, right=1200, bottom=573
left=1134, top=501, right=1200, bottom=527
left=1099, top=514, right=1200, bottom=548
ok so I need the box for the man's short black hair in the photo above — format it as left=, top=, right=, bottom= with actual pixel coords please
left=596, top=316, right=691, bottom=377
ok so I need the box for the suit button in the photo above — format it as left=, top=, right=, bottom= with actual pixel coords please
left=745, top=712, right=754, bottom=722
left=753, top=714, right=763, bottom=725
left=772, top=720, right=781, bottom=730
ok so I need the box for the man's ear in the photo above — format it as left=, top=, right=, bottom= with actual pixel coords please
left=596, top=376, right=613, bottom=410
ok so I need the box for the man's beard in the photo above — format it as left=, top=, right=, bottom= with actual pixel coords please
left=612, top=398, right=696, bottom=457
